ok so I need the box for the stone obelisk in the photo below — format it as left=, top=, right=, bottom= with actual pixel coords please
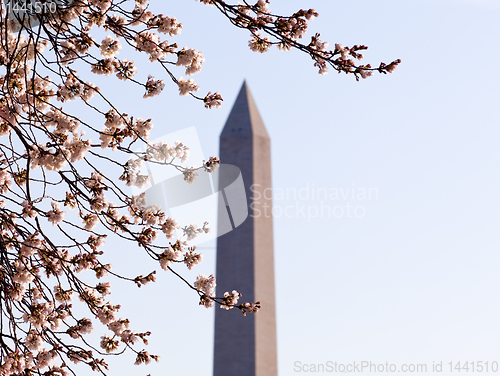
left=213, top=82, right=277, bottom=376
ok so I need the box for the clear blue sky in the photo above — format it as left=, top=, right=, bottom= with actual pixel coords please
left=73, top=1, right=500, bottom=375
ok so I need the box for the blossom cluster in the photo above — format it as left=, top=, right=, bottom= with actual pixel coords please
left=194, top=273, right=217, bottom=308
left=220, top=290, right=241, bottom=310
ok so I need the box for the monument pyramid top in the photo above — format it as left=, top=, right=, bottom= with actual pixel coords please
left=221, top=81, right=269, bottom=139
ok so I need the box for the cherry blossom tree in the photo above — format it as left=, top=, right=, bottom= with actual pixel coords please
left=0, top=0, right=400, bottom=374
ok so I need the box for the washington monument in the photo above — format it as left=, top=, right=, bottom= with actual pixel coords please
left=213, top=82, right=278, bottom=376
